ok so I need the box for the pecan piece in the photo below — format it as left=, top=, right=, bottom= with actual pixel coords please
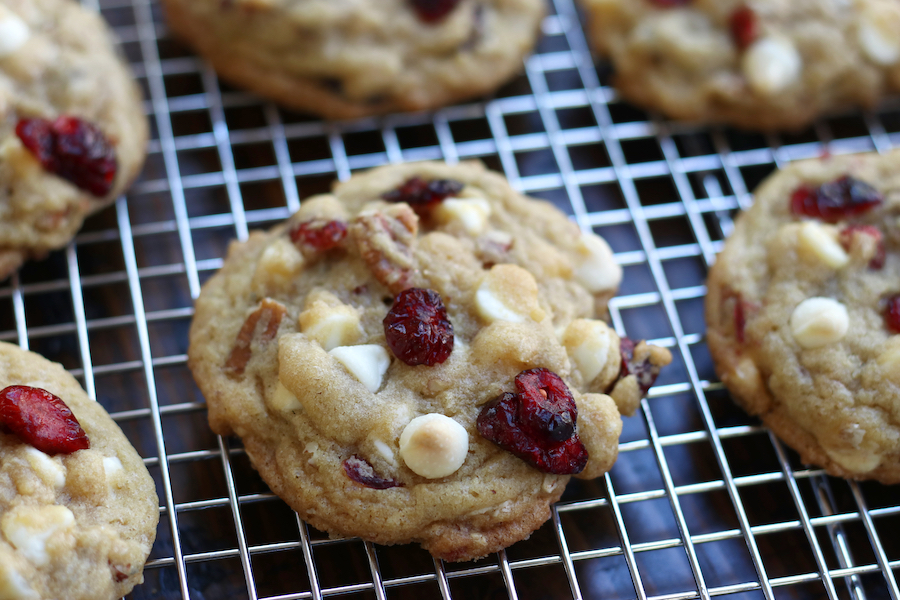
left=351, top=204, right=419, bottom=294
left=224, top=298, right=287, bottom=378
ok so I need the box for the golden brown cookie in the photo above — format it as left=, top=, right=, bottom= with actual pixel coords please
left=188, top=161, right=672, bottom=561
left=707, top=150, right=900, bottom=483
left=0, top=341, right=159, bottom=600
left=0, top=0, right=147, bottom=278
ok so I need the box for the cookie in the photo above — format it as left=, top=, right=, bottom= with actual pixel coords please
left=188, top=161, right=672, bottom=561
left=0, top=341, right=159, bottom=600
left=161, top=0, right=545, bottom=120
left=0, top=0, right=148, bottom=278
left=580, top=0, right=900, bottom=131
left=706, top=150, right=900, bottom=483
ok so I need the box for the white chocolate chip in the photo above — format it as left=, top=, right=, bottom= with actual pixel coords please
left=102, top=456, right=124, bottom=482
left=0, top=13, right=29, bottom=58
left=742, top=37, right=802, bottom=96
left=825, top=446, right=882, bottom=473
left=434, top=197, right=492, bottom=235
left=1, top=505, right=75, bottom=566
left=329, top=344, right=391, bottom=392
left=573, top=232, right=622, bottom=293
left=561, top=319, right=615, bottom=384
left=0, top=562, right=37, bottom=600
left=299, top=302, right=363, bottom=351
left=372, top=438, right=398, bottom=468
left=790, top=297, right=849, bottom=349
left=475, top=264, right=546, bottom=324
left=268, top=381, right=303, bottom=412
left=797, top=222, right=849, bottom=269
left=399, top=414, right=468, bottom=479
left=24, top=447, right=65, bottom=490
left=251, top=237, right=305, bottom=292
left=858, top=7, right=900, bottom=65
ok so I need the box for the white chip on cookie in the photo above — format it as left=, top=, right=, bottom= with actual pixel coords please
left=797, top=222, right=849, bottom=269
left=252, top=237, right=305, bottom=292
left=0, top=11, right=29, bottom=58
left=857, top=6, right=900, bottom=65
left=102, top=456, right=124, bottom=482
left=475, top=264, right=546, bottom=324
left=742, top=37, right=802, bottom=96
left=329, top=345, right=391, bottom=392
left=790, top=297, right=849, bottom=349
left=24, top=447, right=65, bottom=490
left=434, top=197, right=492, bottom=235
left=561, top=319, right=616, bottom=384
left=399, top=414, right=468, bottom=479
left=1, top=505, right=75, bottom=566
left=573, top=232, right=622, bottom=293
left=299, top=300, right=363, bottom=351
left=0, top=560, right=37, bottom=600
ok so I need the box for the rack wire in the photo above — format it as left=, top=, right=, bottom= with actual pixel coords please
left=5, top=0, right=900, bottom=598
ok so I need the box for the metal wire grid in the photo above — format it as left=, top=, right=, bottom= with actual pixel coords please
left=3, top=0, right=900, bottom=598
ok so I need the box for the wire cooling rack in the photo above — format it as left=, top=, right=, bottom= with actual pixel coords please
left=5, top=0, right=900, bottom=598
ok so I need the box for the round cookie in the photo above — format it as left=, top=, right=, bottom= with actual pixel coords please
left=160, top=0, right=545, bottom=119
left=706, top=150, right=900, bottom=483
left=0, top=341, right=159, bottom=600
left=188, top=161, right=672, bottom=561
left=580, top=0, right=900, bottom=131
left=0, top=0, right=148, bottom=278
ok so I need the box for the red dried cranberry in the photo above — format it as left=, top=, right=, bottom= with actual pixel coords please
left=342, top=455, right=401, bottom=489
left=734, top=297, right=746, bottom=344
left=514, top=368, right=577, bottom=442
left=619, top=338, right=664, bottom=394
left=790, top=176, right=883, bottom=223
left=408, top=0, right=461, bottom=23
left=477, top=390, right=587, bottom=475
left=16, top=116, right=117, bottom=197
left=729, top=6, right=758, bottom=50
left=383, top=288, right=454, bottom=366
left=0, top=386, right=90, bottom=455
left=289, top=219, right=348, bottom=251
left=885, top=295, right=900, bottom=333
left=382, top=177, right=464, bottom=215
left=839, top=225, right=885, bottom=269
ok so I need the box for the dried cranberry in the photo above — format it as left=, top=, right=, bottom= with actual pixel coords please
left=382, top=177, right=464, bottom=215
left=514, top=368, right=577, bottom=442
left=0, top=386, right=90, bottom=455
left=289, top=219, right=348, bottom=251
left=885, top=295, right=900, bottom=333
left=734, top=297, right=747, bottom=344
left=729, top=6, right=758, bottom=50
left=16, top=116, right=117, bottom=196
left=408, top=0, right=461, bottom=23
left=790, top=176, right=883, bottom=223
left=383, top=288, right=454, bottom=366
left=342, top=455, right=401, bottom=489
left=477, top=390, right=587, bottom=475
left=619, top=338, right=664, bottom=394
left=839, top=225, right=885, bottom=269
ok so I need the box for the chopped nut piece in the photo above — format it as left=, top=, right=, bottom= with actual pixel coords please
left=399, top=414, right=469, bottom=478
left=351, top=204, right=419, bottom=294
left=789, top=297, right=849, bottom=349
left=224, top=298, right=287, bottom=378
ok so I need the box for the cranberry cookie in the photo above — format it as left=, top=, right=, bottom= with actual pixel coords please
left=161, top=0, right=544, bottom=119
left=0, top=342, right=158, bottom=600
left=188, top=161, right=672, bottom=561
left=580, top=0, right=900, bottom=131
left=707, top=150, right=900, bottom=483
left=0, top=0, right=147, bottom=278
